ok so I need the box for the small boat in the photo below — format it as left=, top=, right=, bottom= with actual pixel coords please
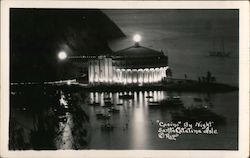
left=57, top=115, right=67, bottom=123
left=171, top=107, right=226, bottom=124
left=172, top=96, right=181, bottom=99
left=17, top=105, right=29, bottom=111
left=96, top=113, right=103, bottom=119
left=148, top=101, right=160, bottom=104
left=89, top=102, right=100, bottom=106
left=55, top=106, right=68, bottom=116
left=148, top=101, right=161, bottom=107
left=209, top=51, right=230, bottom=57
left=103, top=101, right=114, bottom=107
left=204, top=98, right=210, bottom=102
left=160, top=96, right=183, bottom=107
left=108, top=107, right=120, bottom=113
left=101, top=123, right=114, bottom=131
left=193, top=98, right=202, bottom=102
left=104, top=97, right=111, bottom=101
left=96, top=113, right=111, bottom=119
left=119, top=94, right=134, bottom=99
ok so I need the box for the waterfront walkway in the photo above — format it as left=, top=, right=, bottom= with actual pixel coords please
left=11, top=78, right=238, bottom=93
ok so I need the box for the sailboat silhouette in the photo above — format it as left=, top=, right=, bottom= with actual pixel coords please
left=209, top=38, right=230, bottom=57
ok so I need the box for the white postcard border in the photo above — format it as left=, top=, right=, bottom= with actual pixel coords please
left=1, top=1, right=249, bottom=158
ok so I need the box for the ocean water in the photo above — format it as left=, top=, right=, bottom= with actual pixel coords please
left=83, top=91, right=238, bottom=149
left=9, top=89, right=238, bottom=150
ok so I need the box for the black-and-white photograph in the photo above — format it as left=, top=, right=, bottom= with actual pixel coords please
left=8, top=8, right=240, bottom=151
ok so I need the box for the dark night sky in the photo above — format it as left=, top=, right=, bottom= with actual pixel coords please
left=104, top=9, right=239, bottom=85
left=104, top=9, right=238, bottom=52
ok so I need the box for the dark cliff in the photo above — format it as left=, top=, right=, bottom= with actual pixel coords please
left=10, top=9, right=125, bottom=82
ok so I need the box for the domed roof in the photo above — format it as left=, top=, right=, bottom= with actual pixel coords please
left=115, top=44, right=165, bottom=57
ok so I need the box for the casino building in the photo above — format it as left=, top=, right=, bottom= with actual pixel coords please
left=87, top=38, right=170, bottom=85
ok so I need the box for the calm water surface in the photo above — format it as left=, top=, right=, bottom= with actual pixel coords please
left=9, top=88, right=238, bottom=150
left=84, top=91, right=238, bottom=149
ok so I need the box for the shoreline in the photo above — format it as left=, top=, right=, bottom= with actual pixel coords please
left=10, top=79, right=238, bottom=93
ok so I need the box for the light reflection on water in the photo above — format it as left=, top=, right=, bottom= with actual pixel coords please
left=55, top=112, right=74, bottom=149
left=89, top=91, right=165, bottom=107
left=87, top=91, right=166, bottom=149
left=83, top=90, right=238, bottom=149
left=9, top=88, right=238, bottom=150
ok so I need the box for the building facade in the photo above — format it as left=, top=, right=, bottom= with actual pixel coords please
left=88, top=43, right=169, bottom=85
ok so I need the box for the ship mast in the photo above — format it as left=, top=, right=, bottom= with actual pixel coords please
left=221, top=39, right=225, bottom=54
left=212, top=37, right=215, bottom=52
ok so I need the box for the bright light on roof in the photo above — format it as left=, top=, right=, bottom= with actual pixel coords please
left=133, top=34, right=141, bottom=42
left=58, top=51, right=67, bottom=60
left=67, top=81, right=71, bottom=85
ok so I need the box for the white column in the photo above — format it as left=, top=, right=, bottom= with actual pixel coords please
left=118, top=69, right=122, bottom=83
left=99, top=58, right=105, bottom=82
left=125, top=70, right=129, bottom=84
left=94, top=60, right=99, bottom=83
left=159, top=68, right=162, bottom=81
left=127, top=69, right=131, bottom=83
left=113, top=67, right=116, bottom=82
left=155, top=68, right=159, bottom=82
left=88, top=61, right=92, bottom=83
left=164, top=67, right=167, bottom=78
left=108, top=58, right=113, bottom=83
left=144, top=69, right=149, bottom=83
left=160, top=67, right=164, bottom=79
left=149, top=68, right=153, bottom=83
left=153, top=68, right=156, bottom=82
left=132, top=69, right=137, bottom=83
left=103, top=58, right=108, bottom=82
left=138, top=69, right=143, bottom=83
left=122, top=69, right=126, bottom=84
